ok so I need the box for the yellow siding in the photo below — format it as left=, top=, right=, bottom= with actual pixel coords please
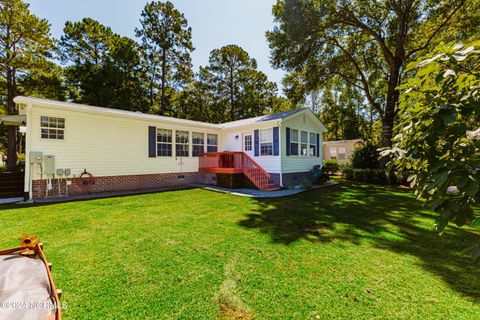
left=28, top=105, right=221, bottom=180
left=323, top=141, right=362, bottom=164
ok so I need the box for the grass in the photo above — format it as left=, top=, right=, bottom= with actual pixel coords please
left=0, top=182, right=479, bottom=319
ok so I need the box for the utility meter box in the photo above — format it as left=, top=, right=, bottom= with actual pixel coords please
left=56, top=168, right=64, bottom=176
left=44, top=155, right=56, bottom=175
left=29, top=151, right=43, bottom=164
left=64, top=168, right=71, bottom=176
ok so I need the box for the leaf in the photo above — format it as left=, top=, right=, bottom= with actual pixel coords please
left=464, top=179, right=479, bottom=197
left=443, top=69, right=456, bottom=78
left=472, top=218, right=480, bottom=228
left=438, top=108, right=457, bottom=125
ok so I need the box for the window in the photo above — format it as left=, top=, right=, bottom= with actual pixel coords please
left=176, top=131, right=189, bottom=157
left=192, top=132, right=204, bottom=157
left=290, top=129, right=299, bottom=155
left=309, top=132, right=317, bottom=156
left=244, top=134, right=252, bottom=151
left=157, top=129, right=172, bottom=156
left=301, top=131, right=308, bottom=156
left=338, top=147, right=346, bottom=160
left=207, top=134, right=218, bottom=152
left=329, top=147, right=337, bottom=159
left=41, top=116, right=64, bottom=140
left=260, top=128, right=273, bottom=156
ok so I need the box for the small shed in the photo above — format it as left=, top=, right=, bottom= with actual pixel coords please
left=323, top=139, right=363, bottom=164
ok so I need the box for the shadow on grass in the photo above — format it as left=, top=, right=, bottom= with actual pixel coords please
left=239, top=182, right=480, bottom=300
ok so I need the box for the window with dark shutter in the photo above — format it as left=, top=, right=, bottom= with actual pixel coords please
left=286, top=127, right=291, bottom=156
left=273, top=127, right=279, bottom=156
left=148, top=126, right=156, bottom=158
left=254, top=130, right=259, bottom=156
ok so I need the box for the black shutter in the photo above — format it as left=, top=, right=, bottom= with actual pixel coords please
left=316, top=133, right=320, bottom=157
left=148, top=126, right=156, bottom=158
left=286, top=127, right=291, bottom=156
left=273, top=127, right=279, bottom=156
left=254, top=129, right=259, bottom=156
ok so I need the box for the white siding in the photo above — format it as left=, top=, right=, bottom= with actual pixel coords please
left=27, top=104, right=221, bottom=180
left=220, top=125, right=281, bottom=174
left=281, top=113, right=323, bottom=174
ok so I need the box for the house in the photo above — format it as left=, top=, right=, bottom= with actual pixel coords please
left=323, top=139, right=363, bottom=164
left=13, top=97, right=328, bottom=200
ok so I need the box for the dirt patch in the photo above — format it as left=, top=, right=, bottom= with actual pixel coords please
left=219, top=303, right=255, bottom=320
left=216, top=258, right=255, bottom=319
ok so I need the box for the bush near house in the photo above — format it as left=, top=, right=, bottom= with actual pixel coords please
left=342, top=167, right=389, bottom=184
left=342, top=143, right=389, bottom=184
left=323, top=160, right=340, bottom=176
left=351, top=143, right=380, bottom=169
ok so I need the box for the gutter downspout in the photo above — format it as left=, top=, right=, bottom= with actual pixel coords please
left=24, top=103, right=33, bottom=200
left=277, top=119, right=283, bottom=188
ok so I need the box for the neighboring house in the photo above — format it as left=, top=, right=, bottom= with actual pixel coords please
left=14, top=97, right=327, bottom=200
left=323, top=139, right=363, bottom=164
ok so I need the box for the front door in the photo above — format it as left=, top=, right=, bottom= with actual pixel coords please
left=242, top=132, right=254, bottom=157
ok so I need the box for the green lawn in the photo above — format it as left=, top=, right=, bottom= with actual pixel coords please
left=0, top=182, right=479, bottom=319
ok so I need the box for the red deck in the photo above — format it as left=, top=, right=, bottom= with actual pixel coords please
left=198, top=152, right=280, bottom=191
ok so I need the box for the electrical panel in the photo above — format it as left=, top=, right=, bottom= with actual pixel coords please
left=44, top=155, right=55, bottom=175
left=29, top=151, right=43, bottom=164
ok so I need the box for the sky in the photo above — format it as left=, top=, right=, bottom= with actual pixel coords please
left=25, top=0, right=286, bottom=88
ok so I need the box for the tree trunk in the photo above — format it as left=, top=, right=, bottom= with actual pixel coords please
left=6, top=67, right=17, bottom=169
left=382, top=62, right=401, bottom=148
left=150, top=75, right=155, bottom=112
left=229, top=68, right=234, bottom=121
left=380, top=61, right=401, bottom=167
left=160, top=51, right=167, bottom=115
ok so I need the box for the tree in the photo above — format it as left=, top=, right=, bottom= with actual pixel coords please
left=199, top=45, right=278, bottom=122
left=384, top=42, right=480, bottom=252
left=0, top=0, right=54, bottom=168
left=17, top=60, right=66, bottom=101
left=267, top=0, right=480, bottom=152
left=135, top=1, right=194, bottom=115
left=60, top=18, right=148, bottom=111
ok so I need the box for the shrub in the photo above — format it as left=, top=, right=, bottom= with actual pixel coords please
left=308, top=164, right=328, bottom=185
left=300, top=177, right=313, bottom=189
left=351, top=143, right=380, bottom=169
left=341, top=165, right=355, bottom=180
left=341, top=166, right=389, bottom=184
left=323, top=160, right=340, bottom=176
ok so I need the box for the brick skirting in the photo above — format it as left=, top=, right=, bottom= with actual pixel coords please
left=31, top=172, right=216, bottom=199
left=281, top=171, right=313, bottom=189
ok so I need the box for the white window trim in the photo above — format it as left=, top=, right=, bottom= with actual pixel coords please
left=176, top=130, right=190, bottom=157
left=40, top=116, right=65, bottom=140
left=259, top=128, right=273, bottom=156
left=157, top=128, right=173, bottom=157
left=192, top=132, right=205, bottom=157
left=244, top=134, right=252, bottom=151
left=330, top=147, right=338, bottom=159
left=309, top=132, right=317, bottom=157
left=338, top=147, right=346, bottom=160
left=290, top=128, right=299, bottom=156
left=207, top=133, right=218, bottom=152
left=300, top=130, right=308, bottom=157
